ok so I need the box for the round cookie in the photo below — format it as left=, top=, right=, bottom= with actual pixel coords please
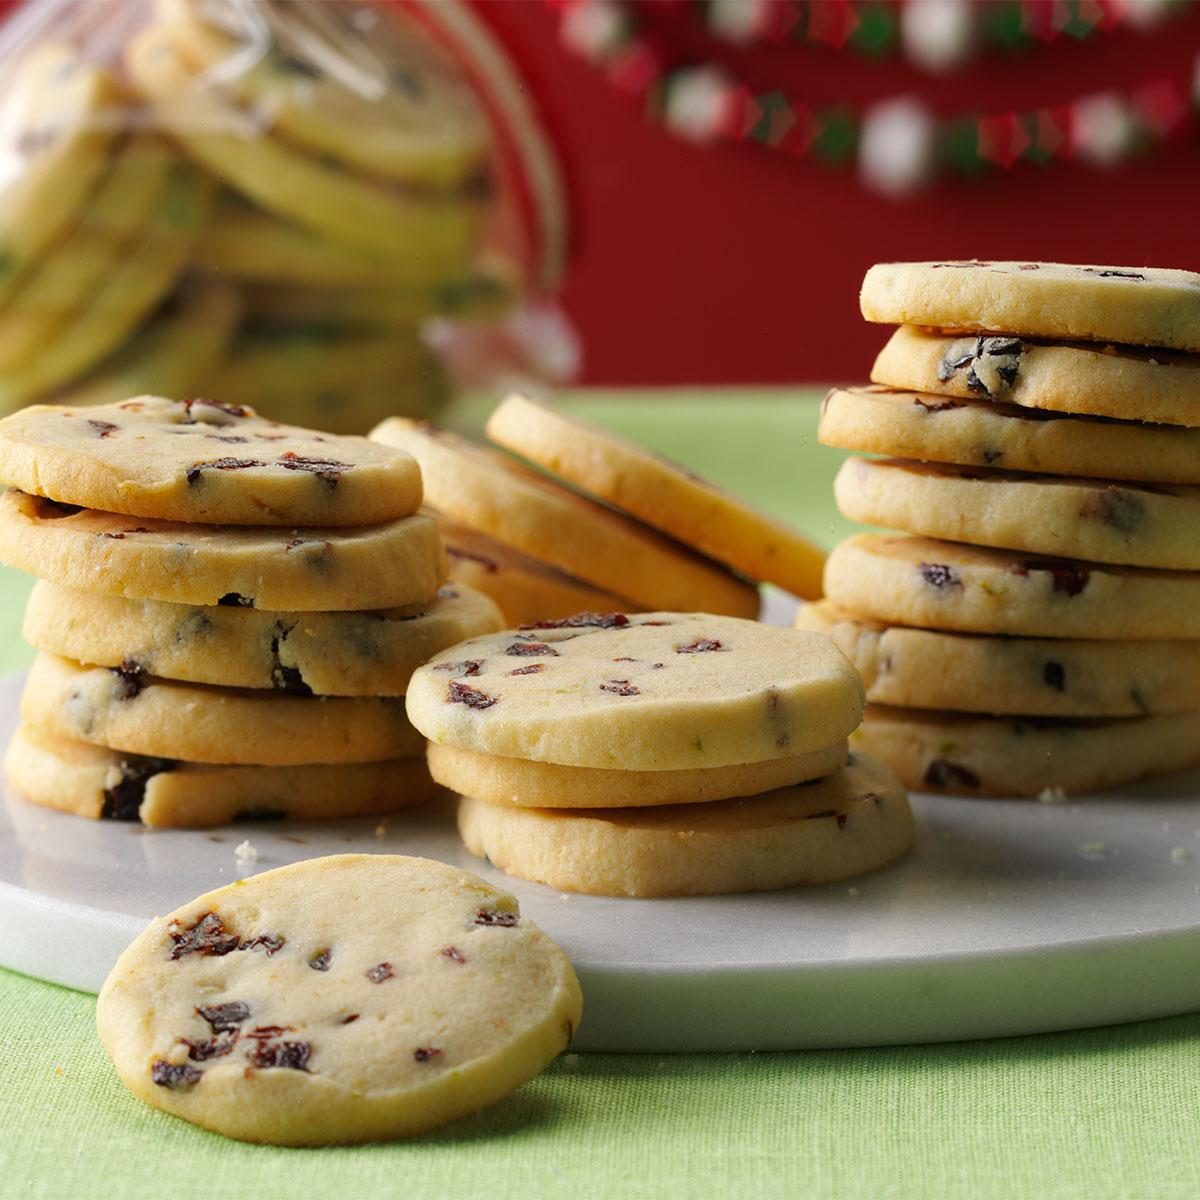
left=835, top=457, right=1200, bottom=570
left=25, top=581, right=503, bottom=697
left=0, top=490, right=444, bottom=611
left=156, top=0, right=489, bottom=189
left=127, top=27, right=485, bottom=263
left=853, top=705, right=1200, bottom=797
left=55, top=279, right=241, bottom=409
left=819, top=386, right=1200, bottom=485
left=0, top=136, right=175, bottom=372
left=21, top=653, right=426, bottom=766
left=0, top=161, right=214, bottom=410
left=860, top=260, right=1200, bottom=352
left=0, top=396, right=423, bottom=526
left=438, top=517, right=635, bottom=626
left=96, top=854, right=582, bottom=1144
left=796, top=600, right=1200, bottom=718
left=406, top=612, right=864, bottom=770
left=371, top=419, right=759, bottom=617
left=824, top=534, right=1200, bottom=640
left=458, top=752, right=913, bottom=897
left=5, top=724, right=437, bottom=828
left=428, top=740, right=848, bottom=809
left=486, top=394, right=826, bottom=599
left=0, top=44, right=122, bottom=304
left=871, top=325, right=1200, bottom=428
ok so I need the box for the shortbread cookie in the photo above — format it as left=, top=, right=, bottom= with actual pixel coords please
left=458, top=752, right=913, bottom=897
left=871, top=326, right=1200, bottom=427
left=428, top=740, right=847, bottom=809
left=824, top=534, right=1200, bottom=640
left=819, top=386, right=1200, bottom=484
left=25, top=581, right=503, bottom=696
left=0, top=491, right=443, bottom=611
left=157, top=0, right=489, bottom=188
left=796, top=600, right=1200, bottom=717
left=438, top=517, right=635, bottom=625
left=128, top=28, right=484, bottom=263
left=835, top=458, right=1200, bottom=570
left=0, top=396, right=422, bottom=526
left=0, top=45, right=121, bottom=303
left=860, top=260, right=1200, bottom=352
left=22, top=654, right=425, bottom=766
left=486, top=394, right=825, bottom=598
left=371, top=419, right=759, bottom=616
left=854, top=705, right=1200, bottom=797
left=407, top=612, right=863, bottom=770
left=5, top=724, right=437, bottom=828
left=97, top=854, right=582, bottom=1144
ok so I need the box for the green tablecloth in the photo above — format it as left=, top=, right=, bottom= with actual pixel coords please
left=3, top=391, right=1198, bottom=1200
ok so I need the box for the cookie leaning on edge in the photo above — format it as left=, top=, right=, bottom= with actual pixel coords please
left=96, top=854, right=582, bottom=1144
left=486, top=394, right=826, bottom=599
left=457, top=752, right=913, bottom=897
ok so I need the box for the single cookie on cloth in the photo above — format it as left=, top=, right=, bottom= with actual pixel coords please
left=457, top=752, right=913, bottom=897
left=371, top=419, right=759, bottom=617
left=0, top=490, right=444, bottom=611
left=871, top=325, right=1200, bottom=427
left=0, top=396, right=423, bottom=526
left=819, top=386, right=1200, bottom=485
left=96, top=854, right=582, bottom=1144
left=860, top=260, right=1200, bottom=352
left=428, top=739, right=848, bottom=809
left=5, top=724, right=437, bottom=828
left=24, top=580, right=502, bottom=696
left=438, top=516, right=635, bottom=625
left=835, top=457, right=1200, bottom=570
left=486, top=394, right=826, bottom=599
left=823, top=534, right=1200, bottom=640
left=406, top=612, right=863, bottom=770
left=21, top=654, right=426, bottom=765
left=854, top=705, right=1200, bottom=797
left=796, top=600, right=1200, bottom=718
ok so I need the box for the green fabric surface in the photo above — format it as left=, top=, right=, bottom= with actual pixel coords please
left=2, top=390, right=1197, bottom=1198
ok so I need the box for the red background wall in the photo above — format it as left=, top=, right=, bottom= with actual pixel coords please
left=482, top=3, right=1200, bottom=385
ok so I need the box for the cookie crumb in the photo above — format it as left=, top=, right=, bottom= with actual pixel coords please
left=560, top=1053, right=580, bottom=1070
left=847, top=886, right=861, bottom=897
left=374, top=822, right=388, bottom=839
left=1077, top=841, right=1109, bottom=861
left=234, top=840, right=258, bottom=866
left=1171, top=847, right=1192, bottom=864
left=1037, top=786, right=1068, bottom=805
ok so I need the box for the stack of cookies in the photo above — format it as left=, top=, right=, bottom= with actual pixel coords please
left=371, top=396, right=827, bottom=624
left=805, top=260, right=1200, bottom=796
left=0, top=395, right=504, bottom=828
left=405, top=611, right=914, bottom=897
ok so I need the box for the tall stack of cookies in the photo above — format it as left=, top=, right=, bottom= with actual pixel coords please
left=0, top=396, right=504, bottom=828
left=371, top=397, right=827, bottom=624
left=405, top=612, right=915, bottom=897
left=805, top=260, right=1200, bottom=796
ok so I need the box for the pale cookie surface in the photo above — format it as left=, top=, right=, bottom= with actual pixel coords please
left=796, top=600, right=1200, bottom=718
left=835, top=457, right=1200, bottom=570
left=458, top=752, right=913, bottom=897
left=371, top=419, right=759, bottom=617
left=871, top=326, right=1200, bottom=428
left=0, top=490, right=444, bottom=611
left=438, top=516, right=635, bottom=626
left=428, top=740, right=848, bottom=809
left=820, top=386, right=1200, bottom=485
left=5, top=724, right=437, bottom=828
left=854, top=705, right=1200, bottom=797
left=0, top=396, right=422, bottom=525
left=96, top=854, right=582, bottom=1144
left=824, top=534, right=1200, bottom=640
left=406, top=612, right=863, bottom=770
left=860, top=261, right=1200, bottom=352
left=486, top=394, right=826, bottom=599
left=22, top=654, right=426, bottom=766
left=25, top=581, right=502, bottom=697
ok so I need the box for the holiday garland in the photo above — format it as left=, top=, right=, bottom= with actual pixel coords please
left=551, top=0, right=1200, bottom=194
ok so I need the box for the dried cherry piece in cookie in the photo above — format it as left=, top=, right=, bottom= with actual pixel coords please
left=448, top=681, right=497, bottom=709
left=521, top=612, right=630, bottom=631
left=151, top=1060, right=202, bottom=1090
left=197, top=1001, right=250, bottom=1032
left=168, top=912, right=240, bottom=960
left=247, top=1040, right=311, bottom=1071
left=923, top=760, right=981, bottom=791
